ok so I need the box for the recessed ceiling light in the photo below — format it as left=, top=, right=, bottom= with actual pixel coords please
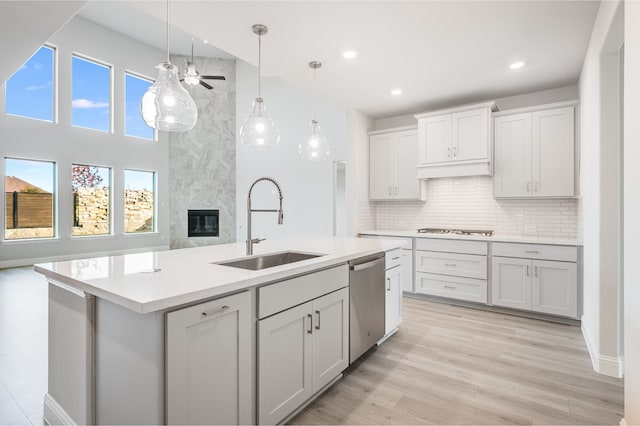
left=342, top=50, right=357, bottom=59
left=509, top=61, right=525, bottom=70
left=391, top=89, right=402, bottom=96
left=203, top=40, right=209, bottom=44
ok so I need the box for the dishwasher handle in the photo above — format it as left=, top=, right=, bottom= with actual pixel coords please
left=349, top=257, right=385, bottom=272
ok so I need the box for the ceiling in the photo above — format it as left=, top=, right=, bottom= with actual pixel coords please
left=78, top=1, right=599, bottom=119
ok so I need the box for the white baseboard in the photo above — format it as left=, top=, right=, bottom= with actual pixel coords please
left=581, top=321, right=624, bottom=378
left=44, top=393, right=76, bottom=426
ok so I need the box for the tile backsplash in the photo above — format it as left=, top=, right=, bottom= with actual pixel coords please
left=373, top=176, right=578, bottom=238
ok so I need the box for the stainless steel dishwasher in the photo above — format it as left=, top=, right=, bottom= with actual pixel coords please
left=349, top=252, right=386, bottom=363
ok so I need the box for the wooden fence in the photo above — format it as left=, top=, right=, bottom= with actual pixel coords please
left=5, top=192, right=53, bottom=229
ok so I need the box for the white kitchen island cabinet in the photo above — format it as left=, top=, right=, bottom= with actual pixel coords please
left=258, top=287, right=349, bottom=425
left=415, top=101, right=495, bottom=178
left=369, top=126, right=426, bottom=201
left=494, top=102, right=577, bottom=198
left=35, top=237, right=402, bottom=426
left=166, top=291, right=252, bottom=425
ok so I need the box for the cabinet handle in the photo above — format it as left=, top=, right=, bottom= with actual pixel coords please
left=525, top=250, right=539, bottom=254
left=446, top=147, right=451, bottom=157
left=535, top=181, right=539, bottom=192
left=535, top=266, right=538, bottom=277
left=527, top=182, right=531, bottom=192
left=315, top=310, right=321, bottom=330
left=453, top=146, right=457, bottom=157
left=395, top=186, right=398, bottom=196
left=389, top=187, right=392, bottom=196
left=307, top=314, right=313, bottom=334
left=387, top=277, right=391, bottom=291
left=392, top=256, right=400, bottom=260
left=202, top=305, right=229, bottom=317
left=445, top=263, right=457, bottom=267
left=444, top=285, right=456, bottom=290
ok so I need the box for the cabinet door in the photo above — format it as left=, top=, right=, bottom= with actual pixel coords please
left=385, top=266, right=402, bottom=334
left=494, top=113, right=532, bottom=198
left=166, top=291, right=251, bottom=426
left=531, top=260, right=578, bottom=318
left=258, top=302, right=313, bottom=425
left=419, top=114, right=451, bottom=164
left=369, top=134, right=394, bottom=199
left=491, top=256, right=532, bottom=310
left=531, top=107, right=575, bottom=197
left=451, top=108, right=488, bottom=161
left=311, top=288, right=349, bottom=393
left=395, top=130, right=420, bottom=199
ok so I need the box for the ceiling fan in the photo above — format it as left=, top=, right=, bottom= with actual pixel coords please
left=181, top=38, right=226, bottom=90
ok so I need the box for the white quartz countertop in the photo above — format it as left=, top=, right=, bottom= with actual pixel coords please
left=34, top=236, right=405, bottom=314
left=359, top=230, right=582, bottom=246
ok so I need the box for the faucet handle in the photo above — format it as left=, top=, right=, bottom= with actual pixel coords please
left=251, top=238, right=266, bottom=244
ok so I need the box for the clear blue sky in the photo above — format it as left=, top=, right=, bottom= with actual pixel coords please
left=5, top=46, right=156, bottom=192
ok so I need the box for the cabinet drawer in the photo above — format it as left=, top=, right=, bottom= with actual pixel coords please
left=492, top=242, right=577, bottom=262
left=385, top=248, right=403, bottom=270
left=415, top=238, right=487, bottom=255
left=415, top=251, right=487, bottom=279
left=416, top=272, right=487, bottom=303
left=258, top=265, right=348, bottom=319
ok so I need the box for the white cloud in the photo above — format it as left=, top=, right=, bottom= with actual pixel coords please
left=72, top=99, right=109, bottom=109
left=25, top=83, right=50, bottom=91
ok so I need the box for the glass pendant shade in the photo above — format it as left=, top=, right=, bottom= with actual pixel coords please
left=299, top=119, right=330, bottom=161
left=240, top=97, right=280, bottom=148
left=140, top=63, right=198, bottom=132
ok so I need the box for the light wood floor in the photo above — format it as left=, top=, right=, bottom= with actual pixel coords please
left=290, top=297, right=624, bottom=425
left=0, top=267, right=624, bottom=425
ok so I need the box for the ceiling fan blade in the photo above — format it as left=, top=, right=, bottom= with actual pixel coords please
left=200, top=80, right=214, bottom=90
left=201, top=75, right=226, bottom=80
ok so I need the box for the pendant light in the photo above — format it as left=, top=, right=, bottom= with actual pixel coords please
left=140, top=0, right=197, bottom=132
left=299, top=61, right=330, bottom=161
left=240, top=24, right=280, bottom=148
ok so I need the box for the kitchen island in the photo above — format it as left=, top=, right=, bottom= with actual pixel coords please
left=35, top=236, right=404, bottom=426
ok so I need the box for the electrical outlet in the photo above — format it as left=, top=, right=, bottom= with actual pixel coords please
left=524, top=225, right=537, bottom=233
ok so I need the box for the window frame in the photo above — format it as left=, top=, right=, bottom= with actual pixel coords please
left=70, top=52, right=114, bottom=133
left=70, top=163, right=113, bottom=238
left=124, top=70, right=157, bottom=141
left=123, top=168, right=157, bottom=234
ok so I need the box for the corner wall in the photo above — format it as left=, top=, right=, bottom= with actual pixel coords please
left=578, top=0, right=624, bottom=377
left=624, top=1, right=640, bottom=423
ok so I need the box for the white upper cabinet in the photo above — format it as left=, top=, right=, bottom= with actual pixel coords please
left=494, top=102, right=577, bottom=198
left=414, top=101, right=495, bottom=179
left=369, top=126, right=426, bottom=201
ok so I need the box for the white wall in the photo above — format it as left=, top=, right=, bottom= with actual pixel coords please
left=346, top=110, right=375, bottom=236
left=624, top=1, right=640, bottom=423
left=235, top=60, right=347, bottom=243
left=0, top=17, right=169, bottom=267
left=578, top=0, right=624, bottom=377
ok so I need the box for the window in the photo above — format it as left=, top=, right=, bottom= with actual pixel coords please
left=5, top=45, right=55, bottom=122
left=124, top=169, right=155, bottom=233
left=4, top=158, right=55, bottom=240
left=125, top=72, right=155, bottom=140
left=72, top=55, right=111, bottom=132
left=72, top=164, right=111, bottom=236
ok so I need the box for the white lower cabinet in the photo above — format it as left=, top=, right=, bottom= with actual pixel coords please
left=166, top=291, right=252, bottom=425
left=258, top=287, right=349, bottom=425
left=385, top=265, right=402, bottom=335
left=492, top=256, right=578, bottom=318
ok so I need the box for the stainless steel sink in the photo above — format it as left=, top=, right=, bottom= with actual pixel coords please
left=214, top=251, right=324, bottom=271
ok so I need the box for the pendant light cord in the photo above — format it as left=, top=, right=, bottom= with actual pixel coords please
left=165, top=0, right=170, bottom=63
left=313, top=67, right=317, bottom=121
left=258, top=34, right=262, bottom=98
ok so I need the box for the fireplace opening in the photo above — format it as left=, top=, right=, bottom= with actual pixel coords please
left=188, top=210, right=219, bottom=237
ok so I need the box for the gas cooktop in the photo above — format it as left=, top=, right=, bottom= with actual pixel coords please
left=417, top=228, right=494, bottom=236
